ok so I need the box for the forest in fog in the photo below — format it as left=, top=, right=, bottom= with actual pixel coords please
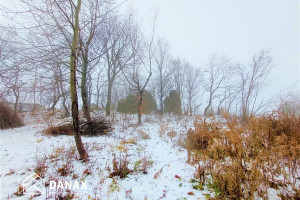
left=1, top=0, right=292, bottom=120
left=0, top=0, right=299, bottom=200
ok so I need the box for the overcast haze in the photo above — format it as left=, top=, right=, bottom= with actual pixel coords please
left=1, top=0, right=299, bottom=94
left=122, top=0, right=300, bottom=94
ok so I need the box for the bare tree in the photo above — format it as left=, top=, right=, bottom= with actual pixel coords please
left=10, top=0, right=90, bottom=160
left=78, top=0, right=112, bottom=122
left=171, top=57, right=187, bottom=111
left=0, top=31, right=28, bottom=113
left=57, top=65, right=70, bottom=117
left=184, top=63, right=202, bottom=116
left=95, top=70, right=106, bottom=109
left=66, top=0, right=88, bottom=160
left=218, top=82, right=239, bottom=114
left=123, top=17, right=155, bottom=124
left=101, top=14, right=136, bottom=116
left=203, top=55, right=233, bottom=116
left=153, top=38, right=173, bottom=115
left=238, top=50, right=273, bottom=121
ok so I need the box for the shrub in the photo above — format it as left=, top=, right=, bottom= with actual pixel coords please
left=0, top=101, right=23, bottom=129
left=186, top=111, right=300, bottom=199
left=164, top=90, right=181, bottom=114
left=116, top=91, right=157, bottom=114
left=57, top=164, right=72, bottom=177
left=109, top=153, right=133, bottom=179
left=14, top=185, right=25, bottom=196
left=116, top=94, right=137, bottom=114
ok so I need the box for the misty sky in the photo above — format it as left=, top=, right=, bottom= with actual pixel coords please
left=122, top=0, right=300, bottom=95
left=1, top=0, right=299, bottom=95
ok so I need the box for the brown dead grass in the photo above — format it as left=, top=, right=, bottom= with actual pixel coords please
left=120, top=138, right=137, bottom=145
left=137, top=129, right=151, bottom=139
left=109, top=153, right=133, bottom=179
left=0, top=101, right=23, bottom=129
left=42, top=124, right=73, bottom=136
left=42, top=118, right=112, bottom=136
left=167, top=130, right=177, bottom=139
left=186, top=111, right=300, bottom=199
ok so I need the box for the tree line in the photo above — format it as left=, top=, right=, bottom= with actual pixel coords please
left=0, top=0, right=277, bottom=159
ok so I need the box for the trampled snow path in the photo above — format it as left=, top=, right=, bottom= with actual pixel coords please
left=0, top=114, right=211, bottom=200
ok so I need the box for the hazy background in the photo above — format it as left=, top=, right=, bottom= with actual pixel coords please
left=121, top=0, right=300, bottom=95
left=1, top=0, right=299, bottom=95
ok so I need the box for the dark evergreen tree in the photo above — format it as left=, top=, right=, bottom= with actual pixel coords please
left=164, top=90, right=182, bottom=114
left=117, top=91, right=157, bottom=114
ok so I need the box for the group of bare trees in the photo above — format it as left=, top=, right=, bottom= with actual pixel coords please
left=0, top=1, right=275, bottom=119
left=0, top=0, right=276, bottom=158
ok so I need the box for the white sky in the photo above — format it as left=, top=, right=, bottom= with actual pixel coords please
left=122, top=0, right=300, bottom=94
left=1, top=0, right=299, bottom=95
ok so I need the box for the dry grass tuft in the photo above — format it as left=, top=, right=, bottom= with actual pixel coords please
left=42, top=124, right=73, bottom=136
left=14, top=185, right=25, bottom=196
left=186, top=111, right=300, bottom=199
left=137, top=129, right=151, bottom=139
left=159, top=121, right=168, bottom=137
left=120, top=138, right=137, bottom=145
left=109, top=153, right=133, bottom=179
left=167, top=130, right=177, bottom=139
left=0, top=101, right=23, bottom=129
left=57, top=164, right=72, bottom=177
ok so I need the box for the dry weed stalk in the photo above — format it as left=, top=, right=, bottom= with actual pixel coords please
left=109, top=153, right=133, bottom=179
left=186, top=111, right=300, bottom=199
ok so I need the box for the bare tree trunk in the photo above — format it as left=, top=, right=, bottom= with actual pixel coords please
left=241, top=107, right=249, bottom=122
left=50, top=94, right=61, bottom=111
left=13, top=87, right=20, bottom=113
left=81, top=60, right=91, bottom=123
left=159, top=77, right=163, bottom=115
left=62, top=96, right=69, bottom=117
left=189, top=98, right=192, bottom=116
left=58, top=68, right=70, bottom=117
left=32, top=71, right=37, bottom=115
left=14, top=94, right=19, bottom=113
left=204, top=95, right=212, bottom=116
left=87, top=74, right=92, bottom=107
left=105, top=80, right=113, bottom=116
left=70, top=0, right=88, bottom=161
left=96, top=72, right=101, bottom=108
left=159, top=94, right=163, bottom=115
left=138, top=91, right=143, bottom=124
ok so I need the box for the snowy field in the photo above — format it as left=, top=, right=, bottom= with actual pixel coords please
left=1, top=112, right=214, bottom=200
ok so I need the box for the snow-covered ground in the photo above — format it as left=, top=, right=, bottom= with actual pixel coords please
left=1, top=112, right=213, bottom=200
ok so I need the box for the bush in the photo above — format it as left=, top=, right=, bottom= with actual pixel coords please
left=0, top=101, right=23, bottom=129
left=109, top=153, right=133, bottom=179
left=117, top=94, right=138, bottom=114
left=116, top=91, right=157, bottom=114
left=164, top=90, right=181, bottom=114
left=186, top=111, right=300, bottom=199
